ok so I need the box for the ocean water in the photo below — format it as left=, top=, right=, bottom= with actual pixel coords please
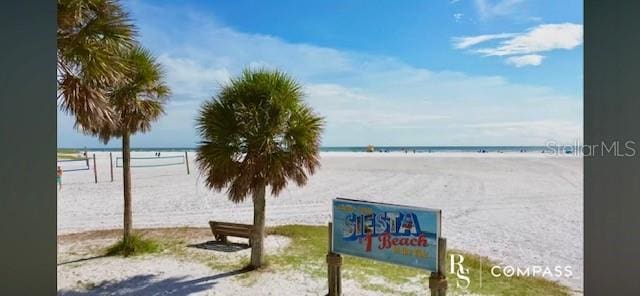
left=59, top=146, right=569, bottom=154
left=319, top=146, right=551, bottom=153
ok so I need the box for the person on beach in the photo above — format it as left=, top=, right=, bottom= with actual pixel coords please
left=57, top=166, right=63, bottom=191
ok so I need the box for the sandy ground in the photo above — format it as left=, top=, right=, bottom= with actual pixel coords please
left=57, top=151, right=583, bottom=293
left=56, top=228, right=430, bottom=296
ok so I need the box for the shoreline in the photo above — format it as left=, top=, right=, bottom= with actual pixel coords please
left=62, top=150, right=584, bottom=159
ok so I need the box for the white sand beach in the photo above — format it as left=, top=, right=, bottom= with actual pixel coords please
left=57, top=151, right=583, bottom=293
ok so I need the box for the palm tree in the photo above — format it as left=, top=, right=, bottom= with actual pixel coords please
left=196, top=69, right=324, bottom=268
left=96, top=46, right=170, bottom=253
left=57, top=0, right=136, bottom=131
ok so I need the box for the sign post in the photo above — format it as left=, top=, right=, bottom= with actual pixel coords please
left=428, top=237, right=448, bottom=296
left=326, top=222, right=342, bottom=296
left=328, top=198, right=446, bottom=295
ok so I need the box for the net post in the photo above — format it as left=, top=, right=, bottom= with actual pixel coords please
left=185, top=151, right=190, bottom=175
left=93, top=153, right=98, bottom=184
left=110, top=152, right=114, bottom=182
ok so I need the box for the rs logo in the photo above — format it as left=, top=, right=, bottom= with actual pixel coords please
left=450, top=254, right=470, bottom=289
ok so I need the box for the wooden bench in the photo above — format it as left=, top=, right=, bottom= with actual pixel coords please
left=209, top=221, right=254, bottom=246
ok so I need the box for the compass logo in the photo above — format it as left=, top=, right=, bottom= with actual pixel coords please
left=448, top=253, right=574, bottom=291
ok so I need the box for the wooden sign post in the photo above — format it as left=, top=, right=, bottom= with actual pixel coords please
left=428, top=238, right=448, bottom=296
left=326, top=222, right=342, bottom=296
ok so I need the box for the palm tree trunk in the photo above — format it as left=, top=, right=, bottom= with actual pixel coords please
left=250, top=185, right=266, bottom=269
left=122, top=131, right=132, bottom=244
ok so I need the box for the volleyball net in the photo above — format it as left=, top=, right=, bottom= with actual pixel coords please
left=57, top=158, right=91, bottom=172
left=115, top=155, right=185, bottom=168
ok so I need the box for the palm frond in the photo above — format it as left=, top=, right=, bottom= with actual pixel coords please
left=57, top=0, right=136, bottom=129
left=196, top=68, right=324, bottom=202
left=89, top=45, right=170, bottom=143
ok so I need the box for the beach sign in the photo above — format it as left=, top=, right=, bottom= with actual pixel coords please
left=331, top=198, right=441, bottom=272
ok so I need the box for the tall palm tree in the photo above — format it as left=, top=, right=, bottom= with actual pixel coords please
left=196, top=69, right=324, bottom=268
left=57, top=0, right=135, bottom=131
left=96, top=46, right=170, bottom=253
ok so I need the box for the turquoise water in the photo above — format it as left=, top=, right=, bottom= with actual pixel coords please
left=59, top=146, right=558, bottom=153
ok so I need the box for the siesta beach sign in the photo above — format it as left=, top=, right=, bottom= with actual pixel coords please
left=331, top=198, right=441, bottom=272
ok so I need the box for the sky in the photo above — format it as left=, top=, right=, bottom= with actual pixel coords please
left=57, top=0, right=583, bottom=148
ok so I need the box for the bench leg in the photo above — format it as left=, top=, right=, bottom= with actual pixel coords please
left=214, top=234, right=228, bottom=244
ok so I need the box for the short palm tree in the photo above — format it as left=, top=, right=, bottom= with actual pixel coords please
left=96, top=46, right=170, bottom=254
left=57, top=0, right=135, bottom=131
left=196, top=69, right=324, bottom=268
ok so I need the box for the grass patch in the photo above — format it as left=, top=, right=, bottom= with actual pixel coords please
left=57, top=149, right=85, bottom=160
left=57, top=148, right=80, bottom=153
left=104, top=234, right=162, bottom=257
left=57, top=152, right=83, bottom=160
left=267, top=225, right=572, bottom=296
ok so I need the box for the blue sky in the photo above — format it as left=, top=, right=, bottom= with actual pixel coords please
left=58, top=0, right=583, bottom=148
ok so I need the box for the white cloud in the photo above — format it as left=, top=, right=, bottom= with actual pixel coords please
left=453, top=13, right=464, bottom=22
left=454, top=23, right=583, bottom=67
left=505, top=54, right=544, bottom=67
left=452, top=33, right=516, bottom=49
left=475, top=23, right=583, bottom=56
left=474, top=0, right=525, bottom=20
left=58, top=2, right=583, bottom=147
left=158, top=54, right=231, bottom=99
left=462, top=120, right=580, bottom=144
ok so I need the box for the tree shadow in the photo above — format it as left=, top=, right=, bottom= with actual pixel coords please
left=187, top=240, right=250, bottom=253
left=58, top=268, right=250, bottom=295
left=58, top=255, right=109, bottom=266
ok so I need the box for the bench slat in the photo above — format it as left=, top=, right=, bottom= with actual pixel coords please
left=212, top=230, right=251, bottom=238
left=209, top=221, right=253, bottom=229
left=209, top=220, right=253, bottom=240
left=210, top=225, right=252, bottom=232
left=212, top=225, right=251, bottom=232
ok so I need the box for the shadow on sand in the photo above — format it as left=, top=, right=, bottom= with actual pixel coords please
left=58, top=255, right=110, bottom=266
left=57, top=268, right=250, bottom=295
left=187, top=240, right=250, bottom=253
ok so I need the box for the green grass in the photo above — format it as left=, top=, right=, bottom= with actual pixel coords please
left=57, top=148, right=80, bottom=153
left=57, top=149, right=84, bottom=160
left=266, top=225, right=572, bottom=296
left=104, top=234, right=162, bottom=257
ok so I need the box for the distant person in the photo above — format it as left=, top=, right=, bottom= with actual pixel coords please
left=57, top=166, right=63, bottom=191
